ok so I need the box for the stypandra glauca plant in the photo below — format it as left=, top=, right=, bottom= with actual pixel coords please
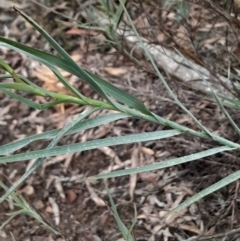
left=0, top=4, right=239, bottom=238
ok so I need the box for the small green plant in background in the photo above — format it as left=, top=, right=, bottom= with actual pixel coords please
left=0, top=1, right=240, bottom=238
left=105, top=180, right=136, bottom=241
left=0, top=182, right=59, bottom=235
left=163, top=0, right=189, bottom=20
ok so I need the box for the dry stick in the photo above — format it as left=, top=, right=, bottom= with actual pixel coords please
left=187, top=227, right=240, bottom=241
left=94, top=8, right=235, bottom=99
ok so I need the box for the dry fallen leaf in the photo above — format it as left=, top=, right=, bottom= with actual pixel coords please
left=49, top=197, right=60, bottom=226
left=86, top=179, right=106, bottom=207
left=178, top=224, right=201, bottom=235
left=20, top=185, right=35, bottom=196
left=54, top=178, right=66, bottom=200
left=31, top=64, right=70, bottom=94
left=0, top=0, right=26, bottom=9
left=99, top=211, right=110, bottom=226
left=165, top=208, right=188, bottom=225
left=33, top=200, right=45, bottom=210
left=157, top=32, right=165, bottom=42
left=142, top=147, right=154, bottom=155
left=99, top=146, right=122, bottom=166
left=235, top=0, right=240, bottom=8
left=66, top=28, right=98, bottom=36
left=66, top=189, right=77, bottom=203
left=139, top=172, right=157, bottom=185
left=45, top=205, right=53, bottom=213
left=104, top=67, right=127, bottom=76
left=129, top=145, right=139, bottom=200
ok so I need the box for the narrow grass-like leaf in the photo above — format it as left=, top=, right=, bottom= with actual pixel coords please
left=0, top=58, right=25, bottom=84
left=212, top=91, right=240, bottom=135
left=0, top=107, right=99, bottom=202
left=0, top=40, right=240, bottom=151
left=0, top=86, right=85, bottom=110
left=0, top=71, right=116, bottom=110
left=0, top=34, right=151, bottom=116
left=0, top=83, right=47, bottom=96
left=0, top=130, right=181, bottom=164
left=119, top=0, right=214, bottom=136
left=113, top=0, right=126, bottom=29
left=0, top=88, right=46, bottom=110
left=176, top=48, right=240, bottom=137
left=214, top=94, right=240, bottom=110
left=1, top=73, right=61, bottom=98
left=105, top=180, right=134, bottom=241
left=52, top=68, right=88, bottom=101
left=0, top=182, right=59, bottom=234
left=0, top=50, right=215, bottom=140
left=167, top=169, right=240, bottom=216
left=0, top=209, right=24, bottom=230
left=13, top=7, right=77, bottom=66
left=10, top=232, right=16, bottom=241
left=90, top=146, right=233, bottom=180
left=13, top=7, right=150, bottom=113
left=0, top=113, right=129, bottom=155
left=127, top=204, right=137, bottom=241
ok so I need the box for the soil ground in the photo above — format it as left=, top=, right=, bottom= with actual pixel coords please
left=1, top=1, right=240, bottom=241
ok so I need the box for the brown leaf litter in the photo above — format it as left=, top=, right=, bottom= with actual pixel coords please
left=1, top=1, right=240, bottom=241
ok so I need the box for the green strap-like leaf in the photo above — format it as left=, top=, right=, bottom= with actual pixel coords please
left=105, top=180, right=134, bottom=241
left=0, top=36, right=151, bottom=115
left=0, top=113, right=129, bottom=155
left=0, top=88, right=46, bottom=110
left=212, top=91, right=240, bottom=135
left=0, top=107, right=99, bottom=202
left=119, top=0, right=213, bottom=137
left=167, top=169, right=240, bottom=216
left=0, top=130, right=181, bottom=164
left=0, top=58, right=25, bottom=84
left=12, top=8, right=151, bottom=115
left=0, top=83, right=47, bottom=96
left=90, top=146, right=233, bottom=179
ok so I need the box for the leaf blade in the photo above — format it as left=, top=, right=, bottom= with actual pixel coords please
left=0, top=130, right=181, bottom=164
left=90, top=146, right=233, bottom=179
left=0, top=113, right=129, bottom=155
